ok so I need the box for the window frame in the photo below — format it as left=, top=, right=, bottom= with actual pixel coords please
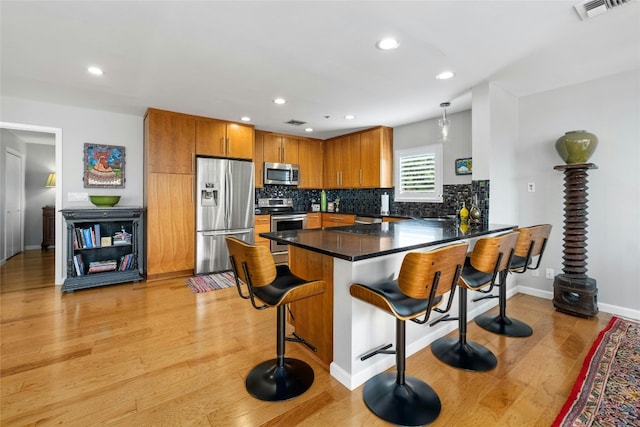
left=393, top=143, right=443, bottom=203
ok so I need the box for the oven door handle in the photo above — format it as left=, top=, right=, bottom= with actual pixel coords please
left=272, top=215, right=306, bottom=221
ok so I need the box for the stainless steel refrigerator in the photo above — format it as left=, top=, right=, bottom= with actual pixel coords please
left=195, top=157, right=254, bottom=274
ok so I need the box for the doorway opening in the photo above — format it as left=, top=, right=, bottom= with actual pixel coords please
left=1, top=121, right=63, bottom=285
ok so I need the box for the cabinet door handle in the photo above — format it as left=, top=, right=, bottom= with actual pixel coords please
left=220, top=137, right=225, bottom=154
left=360, top=169, right=362, bottom=186
left=226, top=137, right=230, bottom=154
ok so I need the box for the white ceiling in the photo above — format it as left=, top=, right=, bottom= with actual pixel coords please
left=1, top=1, right=639, bottom=140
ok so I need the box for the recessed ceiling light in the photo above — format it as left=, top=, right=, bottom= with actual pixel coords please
left=87, top=66, right=104, bottom=76
left=435, top=71, right=455, bottom=80
left=240, top=116, right=251, bottom=122
left=304, top=128, right=313, bottom=132
left=345, top=115, right=355, bottom=120
left=273, top=98, right=286, bottom=105
left=376, top=38, right=400, bottom=50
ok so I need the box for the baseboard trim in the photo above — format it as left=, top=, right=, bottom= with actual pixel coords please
left=517, top=286, right=640, bottom=321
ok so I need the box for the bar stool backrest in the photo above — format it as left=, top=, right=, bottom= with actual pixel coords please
left=225, top=236, right=277, bottom=288
left=397, top=242, right=469, bottom=300
left=513, top=224, right=552, bottom=259
left=469, top=231, right=520, bottom=275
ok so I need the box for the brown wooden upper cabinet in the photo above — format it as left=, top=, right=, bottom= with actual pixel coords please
left=323, top=126, right=393, bottom=189
left=145, top=108, right=196, bottom=175
left=195, top=118, right=254, bottom=160
left=297, top=138, right=323, bottom=189
left=263, top=133, right=299, bottom=164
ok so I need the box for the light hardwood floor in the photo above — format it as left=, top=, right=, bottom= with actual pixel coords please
left=1, top=250, right=612, bottom=426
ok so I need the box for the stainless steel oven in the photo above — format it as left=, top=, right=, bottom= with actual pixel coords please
left=257, top=198, right=307, bottom=253
left=270, top=214, right=306, bottom=253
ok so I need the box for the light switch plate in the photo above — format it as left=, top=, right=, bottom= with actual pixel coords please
left=68, top=192, right=88, bottom=201
left=527, top=182, right=535, bottom=192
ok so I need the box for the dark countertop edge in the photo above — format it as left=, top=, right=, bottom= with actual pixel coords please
left=260, top=223, right=515, bottom=262
left=255, top=211, right=410, bottom=219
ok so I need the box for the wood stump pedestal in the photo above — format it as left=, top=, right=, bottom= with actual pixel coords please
left=552, top=163, right=598, bottom=318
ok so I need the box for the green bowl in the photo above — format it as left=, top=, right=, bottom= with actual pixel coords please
left=89, top=195, right=121, bottom=207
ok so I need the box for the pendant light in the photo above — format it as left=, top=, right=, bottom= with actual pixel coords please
left=439, top=102, right=451, bottom=141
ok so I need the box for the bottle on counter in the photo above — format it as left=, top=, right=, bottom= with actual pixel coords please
left=459, top=200, right=469, bottom=223
left=320, top=190, right=327, bottom=212
left=470, top=194, right=481, bottom=223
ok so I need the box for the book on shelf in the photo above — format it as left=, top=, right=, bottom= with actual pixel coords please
left=94, top=224, right=101, bottom=247
left=88, top=259, right=117, bottom=274
left=82, top=228, right=94, bottom=248
left=118, top=254, right=133, bottom=271
left=73, top=253, right=85, bottom=276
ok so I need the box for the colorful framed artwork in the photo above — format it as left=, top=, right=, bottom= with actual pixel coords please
left=455, top=157, right=472, bottom=175
left=83, top=143, right=126, bottom=188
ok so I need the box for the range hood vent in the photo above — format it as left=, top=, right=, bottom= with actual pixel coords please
left=285, top=119, right=307, bottom=126
left=574, top=0, right=631, bottom=20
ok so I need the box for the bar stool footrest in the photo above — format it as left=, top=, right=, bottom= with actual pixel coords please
left=431, top=337, right=497, bottom=372
left=475, top=313, right=533, bottom=337
left=363, top=372, right=441, bottom=426
left=246, top=358, right=314, bottom=401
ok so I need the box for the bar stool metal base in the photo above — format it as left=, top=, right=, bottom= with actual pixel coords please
left=475, top=313, right=533, bottom=337
left=246, top=358, right=314, bottom=401
left=431, top=337, right=497, bottom=372
left=362, top=372, right=441, bottom=426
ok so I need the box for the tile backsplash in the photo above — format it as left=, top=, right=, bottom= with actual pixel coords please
left=256, top=180, right=490, bottom=222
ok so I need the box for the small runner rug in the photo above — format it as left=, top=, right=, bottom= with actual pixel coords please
left=186, top=271, right=236, bottom=293
left=552, top=316, right=640, bottom=427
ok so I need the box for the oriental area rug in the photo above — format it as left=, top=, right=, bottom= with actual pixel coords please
left=186, top=271, right=236, bottom=293
left=552, top=316, right=640, bottom=427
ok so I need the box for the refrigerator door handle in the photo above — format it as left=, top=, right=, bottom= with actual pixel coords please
left=200, top=228, right=253, bottom=237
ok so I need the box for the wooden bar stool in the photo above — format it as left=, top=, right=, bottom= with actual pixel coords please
left=475, top=224, right=552, bottom=337
left=431, top=231, right=519, bottom=372
left=349, top=242, right=468, bottom=426
left=225, top=236, right=326, bottom=401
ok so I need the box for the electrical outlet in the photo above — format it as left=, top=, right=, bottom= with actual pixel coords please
left=531, top=269, right=539, bottom=277
left=545, top=268, right=554, bottom=279
left=527, top=182, right=536, bottom=192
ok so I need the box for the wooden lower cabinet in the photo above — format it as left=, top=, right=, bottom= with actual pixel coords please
left=305, top=213, right=321, bottom=229
left=254, top=214, right=271, bottom=250
left=288, top=245, right=334, bottom=367
left=146, top=173, right=194, bottom=280
left=322, top=213, right=355, bottom=228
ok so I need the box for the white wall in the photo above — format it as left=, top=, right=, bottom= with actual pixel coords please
left=1, top=96, right=144, bottom=207
left=472, top=82, right=519, bottom=225
left=516, top=69, right=640, bottom=317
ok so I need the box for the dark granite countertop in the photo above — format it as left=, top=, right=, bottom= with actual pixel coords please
left=259, top=219, right=515, bottom=261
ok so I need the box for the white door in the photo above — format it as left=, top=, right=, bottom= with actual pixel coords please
left=5, top=149, right=24, bottom=258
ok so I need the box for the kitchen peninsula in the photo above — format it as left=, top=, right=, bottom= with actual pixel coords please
left=260, top=219, right=515, bottom=390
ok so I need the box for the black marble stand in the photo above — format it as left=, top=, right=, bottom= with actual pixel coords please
left=552, top=163, right=598, bottom=318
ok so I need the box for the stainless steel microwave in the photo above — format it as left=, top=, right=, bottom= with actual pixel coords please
left=263, top=162, right=299, bottom=185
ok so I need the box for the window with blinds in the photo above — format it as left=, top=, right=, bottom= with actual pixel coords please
left=394, top=144, right=443, bottom=202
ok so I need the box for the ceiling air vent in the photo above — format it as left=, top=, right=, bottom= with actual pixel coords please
left=574, top=0, right=631, bottom=20
left=285, top=119, right=307, bottom=126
